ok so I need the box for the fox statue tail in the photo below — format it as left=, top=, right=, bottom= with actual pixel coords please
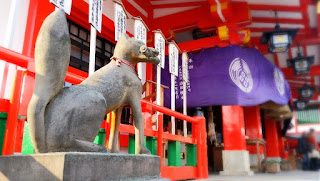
left=27, top=9, right=71, bottom=153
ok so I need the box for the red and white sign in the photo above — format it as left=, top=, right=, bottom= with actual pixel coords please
left=50, top=0, right=72, bottom=15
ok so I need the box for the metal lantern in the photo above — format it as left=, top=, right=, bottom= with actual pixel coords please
left=260, top=11, right=298, bottom=53
left=287, top=45, right=315, bottom=75
left=297, top=83, right=316, bottom=99
left=294, top=99, right=308, bottom=110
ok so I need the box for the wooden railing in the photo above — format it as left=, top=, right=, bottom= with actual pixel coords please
left=0, top=46, right=208, bottom=180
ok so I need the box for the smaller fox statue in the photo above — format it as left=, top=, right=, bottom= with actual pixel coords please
left=27, top=9, right=160, bottom=154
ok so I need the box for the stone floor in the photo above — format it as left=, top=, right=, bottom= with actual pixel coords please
left=198, top=170, right=320, bottom=181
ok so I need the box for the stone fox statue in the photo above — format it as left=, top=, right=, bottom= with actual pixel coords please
left=27, top=10, right=160, bottom=154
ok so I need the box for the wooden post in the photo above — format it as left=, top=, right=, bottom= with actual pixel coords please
left=171, top=74, right=175, bottom=134
left=169, top=41, right=180, bottom=134
left=183, top=80, right=187, bottom=136
left=182, top=51, right=189, bottom=137
left=157, top=113, right=163, bottom=166
left=89, top=26, right=96, bottom=76
left=2, top=69, right=24, bottom=155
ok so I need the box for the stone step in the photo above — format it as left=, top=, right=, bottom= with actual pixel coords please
left=0, top=152, right=164, bottom=181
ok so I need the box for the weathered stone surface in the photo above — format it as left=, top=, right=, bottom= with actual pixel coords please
left=0, top=153, right=162, bottom=181
left=27, top=9, right=160, bottom=154
left=220, top=150, right=254, bottom=176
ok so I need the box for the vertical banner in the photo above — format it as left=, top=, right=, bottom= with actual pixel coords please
left=114, top=2, right=127, bottom=41
left=88, top=0, right=103, bottom=75
left=134, top=17, right=147, bottom=45
left=182, top=51, right=189, bottom=137
left=154, top=31, right=165, bottom=69
left=169, top=41, right=180, bottom=134
left=169, top=42, right=179, bottom=76
left=50, top=0, right=72, bottom=15
left=154, top=31, right=166, bottom=131
left=182, top=51, right=189, bottom=82
left=134, top=17, right=149, bottom=90
left=89, top=0, right=103, bottom=33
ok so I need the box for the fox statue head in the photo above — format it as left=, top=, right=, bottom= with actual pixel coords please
left=112, top=33, right=160, bottom=65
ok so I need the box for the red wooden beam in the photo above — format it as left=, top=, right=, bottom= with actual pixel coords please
left=300, top=0, right=311, bottom=33
left=2, top=70, right=24, bottom=155
left=122, top=0, right=148, bottom=19
left=250, top=28, right=306, bottom=34
left=252, top=17, right=305, bottom=24
left=161, top=166, right=197, bottom=180
left=249, top=4, right=302, bottom=12
left=151, top=1, right=208, bottom=8
left=0, top=99, right=9, bottom=112
left=0, top=46, right=30, bottom=68
left=177, top=36, right=228, bottom=52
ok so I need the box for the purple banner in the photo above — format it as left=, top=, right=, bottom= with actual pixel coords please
left=160, top=45, right=291, bottom=109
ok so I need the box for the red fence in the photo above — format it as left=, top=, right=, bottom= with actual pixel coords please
left=0, top=46, right=208, bottom=180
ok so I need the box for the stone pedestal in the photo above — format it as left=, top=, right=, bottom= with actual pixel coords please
left=219, top=150, right=254, bottom=176
left=0, top=152, right=162, bottom=181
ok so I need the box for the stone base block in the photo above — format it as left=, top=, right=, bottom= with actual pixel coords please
left=219, top=150, right=254, bottom=176
left=0, top=152, right=162, bottom=181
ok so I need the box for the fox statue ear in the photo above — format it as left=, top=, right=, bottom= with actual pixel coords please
left=118, top=33, right=129, bottom=43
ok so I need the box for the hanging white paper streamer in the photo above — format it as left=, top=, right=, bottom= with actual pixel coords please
left=114, top=3, right=126, bottom=41
left=89, top=0, right=103, bottom=33
left=50, top=0, right=73, bottom=15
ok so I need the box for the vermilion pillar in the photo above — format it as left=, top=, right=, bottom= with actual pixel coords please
left=277, top=122, right=287, bottom=159
left=244, top=106, right=263, bottom=153
left=222, top=106, right=246, bottom=150
left=264, top=118, right=280, bottom=159
left=244, top=106, right=265, bottom=168
left=220, top=106, right=253, bottom=176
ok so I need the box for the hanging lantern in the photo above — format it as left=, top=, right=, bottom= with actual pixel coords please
left=297, top=83, right=316, bottom=99
left=294, top=99, right=308, bottom=110
left=287, top=44, right=315, bottom=75
left=260, top=11, right=298, bottom=53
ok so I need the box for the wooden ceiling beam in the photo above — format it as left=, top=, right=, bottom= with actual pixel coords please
left=249, top=4, right=302, bottom=12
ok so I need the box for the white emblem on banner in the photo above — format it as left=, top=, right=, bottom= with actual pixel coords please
left=134, top=19, right=147, bottom=45
left=169, top=43, right=179, bottom=76
left=229, top=58, right=253, bottom=93
left=115, top=3, right=126, bottom=41
left=274, top=68, right=285, bottom=95
left=155, top=32, right=165, bottom=69
left=182, top=52, right=189, bottom=82
left=50, top=0, right=72, bottom=15
left=89, top=0, right=103, bottom=33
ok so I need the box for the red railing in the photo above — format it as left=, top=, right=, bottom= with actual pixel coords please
left=141, top=100, right=208, bottom=180
left=0, top=47, right=208, bottom=180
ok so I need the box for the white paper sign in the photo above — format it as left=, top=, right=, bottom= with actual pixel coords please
left=115, top=3, right=126, bottom=41
left=50, top=0, right=72, bottom=15
left=134, top=19, right=147, bottom=45
left=182, top=52, right=189, bottom=81
left=155, top=32, right=165, bottom=69
left=89, top=0, right=103, bottom=33
left=169, top=43, right=179, bottom=76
